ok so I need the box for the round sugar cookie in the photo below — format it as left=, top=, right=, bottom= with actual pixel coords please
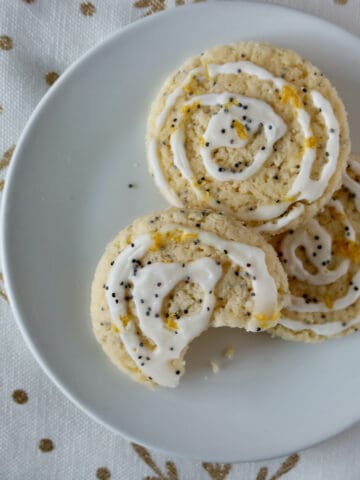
left=91, top=208, right=289, bottom=387
left=146, top=42, right=350, bottom=235
left=270, top=155, right=360, bottom=342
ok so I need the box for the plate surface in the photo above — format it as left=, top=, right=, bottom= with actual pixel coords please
left=2, top=1, right=360, bottom=462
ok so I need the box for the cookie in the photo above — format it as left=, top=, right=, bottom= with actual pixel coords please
left=270, top=155, right=360, bottom=342
left=147, top=42, right=350, bottom=234
left=91, top=208, right=289, bottom=387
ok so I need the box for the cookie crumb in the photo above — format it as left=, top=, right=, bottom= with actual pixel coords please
left=223, top=346, right=234, bottom=359
left=210, top=361, right=220, bottom=373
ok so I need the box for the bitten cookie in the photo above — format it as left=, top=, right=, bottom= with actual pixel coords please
left=91, top=208, right=289, bottom=387
left=270, top=155, right=360, bottom=342
left=147, top=42, right=350, bottom=234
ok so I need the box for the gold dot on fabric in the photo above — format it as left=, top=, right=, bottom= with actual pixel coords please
left=0, top=36, right=13, bottom=51
left=38, top=438, right=54, bottom=453
left=133, top=0, right=165, bottom=14
left=334, top=0, right=348, bottom=3
left=12, top=389, right=28, bottom=404
left=45, top=71, right=59, bottom=86
left=96, top=467, right=111, bottom=480
left=80, top=2, right=96, bottom=16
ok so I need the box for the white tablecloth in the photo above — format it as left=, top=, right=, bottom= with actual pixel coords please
left=1, top=1, right=359, bottom=478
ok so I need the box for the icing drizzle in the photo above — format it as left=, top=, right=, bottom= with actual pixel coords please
left=187, top=93, right=287, bottom=182
left=149, top=58, right=341, bottom=232
left=105, top=226, right=280, bottom=386
left=286, top=92, right=340, bottom=202
left=278, top=196, right=360, bottom=337
left=148, top=138, right=182, bottom=207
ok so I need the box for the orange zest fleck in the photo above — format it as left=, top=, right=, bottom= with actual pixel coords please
left=280, top=85, right=302, bottom=109
left=223, top=98, right=235, bottom=110
left=305, top=136, right=318, bottom=149
left=192, top=176, right=206, bottom=187
left=328, top=205, right=346, bottom=222
left=191, top=177, right=210, bottom=202
left=283, top=194, right=299, bottom=202
left=149, top=231, right=166, bottom=251
left=150, top=230, right=198, bottom=252
left=183, top=85, right=193, bottom=95
left=183, top=75, right=199, bottom=95
left=253, top=311, right=281, bottom=329
left=142, top=337, right=156, bottom=351
left=165, top=316, right=179, bottom=331
left=181, top=100, right=201, bottom=114
left=233, top=120, right=247, bottom=140
left=333, top=239, right=360, bottom=264
left=323, top=295, right=334, bottom=309
left=119, top=315, right=131, bottom=327
left=112, top=324, right=120, bottom=334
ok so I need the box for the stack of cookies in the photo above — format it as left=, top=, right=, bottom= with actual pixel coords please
left=91, top=42, right=358, bottom=388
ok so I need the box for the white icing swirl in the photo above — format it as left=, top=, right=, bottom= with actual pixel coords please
left=106, top=235, right=221, bottom=387
left=287, top=271, right=360, bottom=312
left=148, top=67, right=203, bottom=206
left=278, top=197, right=360, bottom=337
left=255, top=205, right=305, bottom=233
left=237, top=202, right=290, bottom=222
left=280, top=201, right=353, bottom=286
left=148, top=138, right=182, bottom=207
left=184, top=93, right=287, bottom=182
left=192, top=228, right=278, bottom=328
left=156, top=67, right=203, bottom=130
left=105, top=226, right=280, bottom=386
left=287, top=92, right=340, bottom=202
left=131, top=257, right=222, bottom=386
left=279, top=315, right=360, bottom=337
left=149, top=59, right=341, bottom=232
left=207, top=61, right=286, bottom=89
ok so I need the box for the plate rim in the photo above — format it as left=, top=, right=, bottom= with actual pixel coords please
left=2, top=0, right=360, bottom=462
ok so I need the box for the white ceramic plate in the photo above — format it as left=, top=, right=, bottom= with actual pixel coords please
left=2, top=1, right=360, bottom=463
